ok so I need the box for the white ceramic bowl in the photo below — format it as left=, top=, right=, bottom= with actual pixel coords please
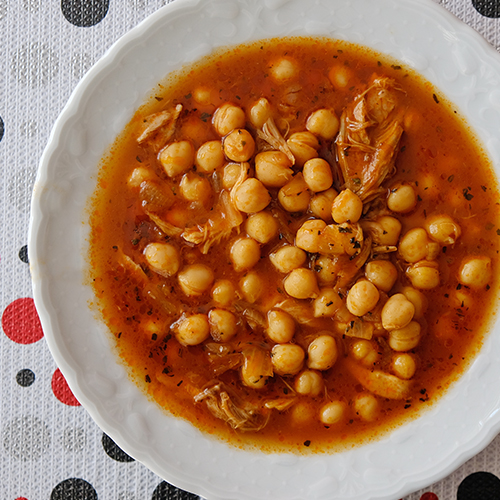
left=29, top=0, right=500, bottom=498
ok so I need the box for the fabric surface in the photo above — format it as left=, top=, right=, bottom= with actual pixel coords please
left=1, top=1, right=499, bottom=499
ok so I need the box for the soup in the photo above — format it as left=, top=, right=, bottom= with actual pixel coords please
left=88, top=37, right=500, bottom=453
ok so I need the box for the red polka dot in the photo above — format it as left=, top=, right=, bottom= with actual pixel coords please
left=2, top=298, right=43, bottom=344
left=51, top=368, right=80, bottom=406
left=15, top=497, right=29, bottom=500
left=421, top=493, right=439, bottom=500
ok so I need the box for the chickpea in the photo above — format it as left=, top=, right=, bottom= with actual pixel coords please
left=144, top=242, right=181, bottom=277
left=426, top=214, right=461, bottom=245
left=284, top=268, right=319, bottom=299
left=303, top=158, right=333, bottom=192
left=208, top=308, right=238, bottom=342
left=401, top=286, right=428, bottom=320
left=239, top=271, right=264, bottom=303
left=295, top=219, right=327, bottom=253
left=269, top=57, right=299, bottom=82
left=392, top=353, right=417, bottom=379
left=286, top=131, right=320, bottom=167
left=128, top=167, right=156, bottom=187
left=306, top=109, right=339, bottom=140
left=230, top=237, right=261, bottom=272
left=406, top=261, right=440, bottom=289
left=245, top=211, right=278, bottom=244
left=213, top=103, right=246, bottom=136
left=180, top=115, right=206, bottom=145
left=387, top=183, right=417, bottom=213
left=458, top=256, right=491, bottom=288
left=222, top=162, right=243, bottom=190
left=278, top=173, right=310, bottom=213
left=195, top=140, right=225, bottom=174
left=223, top=128, right=256, bottom=162
left=248, top=97, right=273, bottom=128
left=295, top=370, right=324, bottom=397
left=255, top=151, right=294, bottom=188
left=354, top=393, right=380, bottom=422
left=314, top=255, right=337, bottom=285
left=309, top=188, right=338, bottom=221
left=178, top=263, right=214, bottom=297
left=290, top=401, right=316, bottom=426
left=269, top=245, right=307, bottom=273
left=331, top=189, right=363, bottom=223
left=211, top=279, right=236, bottom=306
left=238, top=181, right=275, bottom=218
left=388, top=321, right=421, bottom=352
left=193, top=86, right=212, bottom=105
left=233, top=178, right=271, bottom=213
left=381, top=293, right=415, bottom=331
left=175, top=314, right=210, bottom=346
left=159, top=140, right=195, bottom=178
left=398, top=228, right=432, bottom=263
left=351, top=340, right=379, bottom=367
left=369, top=216, right=402, bottom=246
left=179, top=172, right=212, bottom=204
left=365, top=260, right=398, bottom=292
left=346, top=280, right=380, bottom=317
left=271, top=344, right=305, bottom=376
left=320, top=401, right=347, bottom=425
left=328, top=65, right=353, bottom=89
left=307, top=334, right=338, bottom=370
left=267, top=309, right=295, bottom=343
left=313, top=288, right=343, bottom=317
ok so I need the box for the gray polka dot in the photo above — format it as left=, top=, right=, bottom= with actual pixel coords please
left=0, top=1, right=7, bottom=20
left=3, top=416, right=51, bottom=460
left=8, top=167, right=37, bottom=212
left=60, top=426, right=86, bottom=451
left=20, top=120, right=38, bottom=138
left=11, top=42, right=59, bottom=87
left=71, top=52, right=93, bottom=81
left=22, top=0, right=40, bottom=13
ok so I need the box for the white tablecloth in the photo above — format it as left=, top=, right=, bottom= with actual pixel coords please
left=1, top=1, right=499, bottom=499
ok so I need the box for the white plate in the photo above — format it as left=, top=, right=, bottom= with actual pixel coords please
left=28, top=0, right=500, bottom=499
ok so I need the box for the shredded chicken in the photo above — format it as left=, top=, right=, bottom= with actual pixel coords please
left=114, top=248, right=148, bottom=284
left=194, top=382, right=270, bottom=431
left=336, top=77, right=405, bottom=201
left=182, top=190, right=244, bottom=253
left=257, top=118, right=295, bottom=164
left=145, top=212, right=183, bottom=237
left=137, top=104, right=182, bottom=152
left=233, top=301, right=267, bottom=330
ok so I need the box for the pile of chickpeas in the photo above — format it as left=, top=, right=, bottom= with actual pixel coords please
left=129, top=56, right=493, bottom=427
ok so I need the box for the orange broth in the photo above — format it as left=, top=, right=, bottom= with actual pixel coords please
left=88, top=37, right=500, bottom=453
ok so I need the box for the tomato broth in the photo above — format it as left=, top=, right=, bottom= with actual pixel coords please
left=88, top=38, right=500, bottom=453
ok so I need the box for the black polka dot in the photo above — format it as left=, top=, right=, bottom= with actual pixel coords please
left=0, top=116, right=4, bottom=143
left=152, top=481, right=199, bottom=500
left=19, top=244, right=29, bottom=263
left=61, top=0, right=110, bottom=27
left=101, top=433, right=135, bottom=462
left=16, top=368, right=35, bottom=387
left=51, top=478, right=98, bottom=500
left=458, top=471, right=500, bottom=500
left=472, top=0, right=500, bottom=18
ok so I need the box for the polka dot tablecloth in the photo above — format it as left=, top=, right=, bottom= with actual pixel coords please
left=1, top=1, right=500, bottom=499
